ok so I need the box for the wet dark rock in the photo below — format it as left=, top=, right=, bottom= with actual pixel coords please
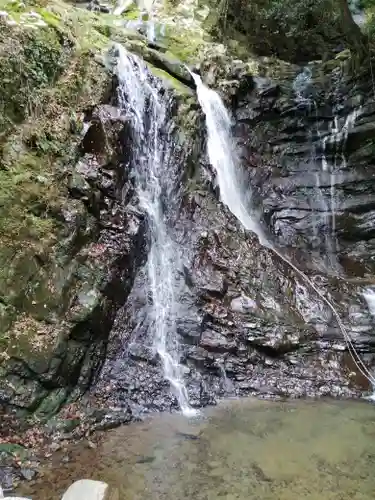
left=0, top=466, right=18, bottom=492
left=99, top=3, right=111, bottom=13
left=175, top=432, right=200, bottom=440
left=231, top=64, right=375, bottom=281
left=230, top=296, right=257, bottom=313
left=128, top=344, right=157, bottom=363
left=200, top=330, right=236, bottom=353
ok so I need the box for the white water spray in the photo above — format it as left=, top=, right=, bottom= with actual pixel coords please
left=116, top=46, right=196, bottom=416
left=113, top=0, right=156, bottom=41
left=363, top=288, right=375, bottom=317
left=192, top=73, right=375, bottom=391
left=191, top=73, right=268, bottom=247
left=113, top=0, right=133, bottom=16
left=318, top=110, right=360, bottom=266
left=293, top=66, right=313, bottom=107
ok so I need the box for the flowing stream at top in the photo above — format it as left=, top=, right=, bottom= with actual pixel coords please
left=192, top=72, right=375, bottom=391
left=116, top=45, right=196, bottom=416
left=113, top=0, right=157, bottom=42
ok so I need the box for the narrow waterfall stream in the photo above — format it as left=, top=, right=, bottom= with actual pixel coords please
left=319, top=109, right=361, bottom=267
left=292, top=66, right=313, bottom=107
left=190, top=73, right=268, bottom=246
left=114, top=0, right=157, bottom=41
left=116, top=46, right=195, bottom=416
left=192, top=73, right=375, bottom=390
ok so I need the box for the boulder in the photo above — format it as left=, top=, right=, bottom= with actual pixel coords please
left=61, top=479, right=118, bottom=500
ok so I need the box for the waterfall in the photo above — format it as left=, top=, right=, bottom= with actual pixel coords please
left=292, top=67, right=360, bottom=268
left=113, top=0, right=133, bottom=15
left=293, top=66, right=313, bottom=108
left=190, top=73, right=268, bottom=247
left=363, top=288, right=375, bottom=317
left=318, top=109, right=360, bottom=267
left=192, top=73, right=375, bottom=391
left=116, top=45, right=196, bottom=416
left=113, top=0, right=156, bottom=41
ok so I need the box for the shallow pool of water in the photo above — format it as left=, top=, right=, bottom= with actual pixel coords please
left=20, top=398, right=375, bottom=499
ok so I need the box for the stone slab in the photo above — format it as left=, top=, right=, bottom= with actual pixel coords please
left=62, top=479, right=118, bottom=500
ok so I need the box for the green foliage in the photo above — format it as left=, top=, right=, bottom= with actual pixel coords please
left=0, top=0, right=112, bottom=254
left=359, top=0, right=375, bottom=8
left=263, top=0, right=340, bottom=37
left=210, top=0, right=343, bottom=63
left=362, top=3, right=375, bottom=41
left=0, top=23, right=68, bottom=139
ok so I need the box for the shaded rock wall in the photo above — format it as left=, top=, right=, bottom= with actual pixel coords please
left=0, top=100, right=147, bottom=417
left=232, top=57, right=375, bottom=277
left=89, top=55, right=375, bottom=422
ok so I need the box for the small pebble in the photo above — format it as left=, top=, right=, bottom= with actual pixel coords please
left=49, top=442, right=61, bottom=452
left=20, top=468, right=36, bottom=481
left=86, top=440, right=97, bottom=449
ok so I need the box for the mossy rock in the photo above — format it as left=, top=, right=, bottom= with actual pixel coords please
left=148, top=66, right=194, bottom=95
left=0, top=0, right=122, bottom=418
left=0, top=19, right=69, bottom=138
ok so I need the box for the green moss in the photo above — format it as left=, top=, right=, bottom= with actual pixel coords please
left=34, top=388, right=69, bottom=418
left=37, top=7, right=61, bottom=26
left=0, top=0, right=115, bottom=330
left=161, top=26, right=204, bottom=63
left=0, top=150, right=58, bottom=250
left=149, top=65, right=193, bottom=95
left=0, top=25, right=67, bottom=138
left=0, top=443, right=27, bottom=457
left=123, top=6, right=141, bottom=20
left=0, top=0, right=115, bottom=254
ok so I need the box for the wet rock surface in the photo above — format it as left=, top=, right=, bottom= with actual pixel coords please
left=87, top=53, right=375, bottom=418
left=233, top=63, right=375, bottom=277
left=90, top=169, right=370, bottom=416
left=1, top=0, right=375, bottom=451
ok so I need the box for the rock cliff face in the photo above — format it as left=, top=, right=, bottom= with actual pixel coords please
left=90, top=53, right=375, bottom=418
left=1, top=0, right=375, bottom=434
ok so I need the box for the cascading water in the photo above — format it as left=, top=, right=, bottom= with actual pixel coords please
left=318, top=109, right=361, bottom=267
left=116, top=45, right=196, bottom=416
left=292, top=67, right=324, bottom=249
left=190, top=73, right=268, bottom=247
left=293, top=66, right=313, bottom=108
left=292, top=68, right=361, bottom=268
left=192, top=73, right=375, bottom=393
left=113, top=0, right=157, bottom=41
